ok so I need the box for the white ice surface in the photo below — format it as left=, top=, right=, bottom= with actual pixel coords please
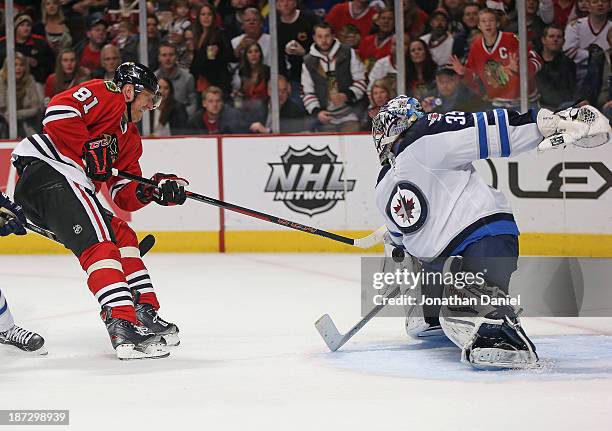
left=1, top=253, right=611, bottom=431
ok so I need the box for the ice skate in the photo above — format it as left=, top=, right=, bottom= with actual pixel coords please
left=0, top=324, right=47, bottom=355
left=463, top=316, right=540, bottom=370
left=135, top=302, right=180, bottom=346
left=101, top=307, right=169, bottom=360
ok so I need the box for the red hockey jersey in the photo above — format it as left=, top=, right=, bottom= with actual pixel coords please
left=12, top=79, right=147, bottom=211
left=464, top=32, right=542, bottom=105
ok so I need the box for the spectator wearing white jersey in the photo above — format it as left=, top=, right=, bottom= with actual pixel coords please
left=563, top=0, right=612, bottom=87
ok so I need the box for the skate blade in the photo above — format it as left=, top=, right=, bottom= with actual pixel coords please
left=116, top=343, right=170, bottom=360
left=467, top=348, right=540, bottom=370
left=0, top=341, right=48, bottom=356
left=161, top=333, right=180, bottom=347
left=417, top=327, right=444, bottom=338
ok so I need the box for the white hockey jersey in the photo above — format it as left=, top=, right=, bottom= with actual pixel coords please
left=376, top=109, right=543, bottom=260
left=563, top=17, right=612, bottom=66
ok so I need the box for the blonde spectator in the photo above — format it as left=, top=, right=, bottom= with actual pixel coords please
left=0, top=53, right=44, bottom=138
left=366, top=79, right=393, bottom=125
left=32, top=0, right=73, bottom=54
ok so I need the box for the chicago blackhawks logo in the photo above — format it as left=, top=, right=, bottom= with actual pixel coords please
left=386, top=182, right=428, bottom=233
left=484, top=59, right=510, bottom=88
left=104, top=80, right=121, bottom=93
left=265, top=146, right=356, bottom=216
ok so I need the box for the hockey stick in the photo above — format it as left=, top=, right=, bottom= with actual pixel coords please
left=112, top=169, right=386, bottom=249
left=0, top=211, right=155, bottom=257
left=315, top=285, right=401, bottom=352
left=316, top=255, right=456, bottom=351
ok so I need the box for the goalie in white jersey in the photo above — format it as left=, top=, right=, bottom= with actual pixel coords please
left=372, top=95, right=610, bottom=369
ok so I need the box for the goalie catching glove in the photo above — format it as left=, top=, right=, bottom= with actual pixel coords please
left=136, top=173, right=189, bottom=206
left=83, top=135, right=118, bottom=181
left=537, top=105, right=611, bottom=151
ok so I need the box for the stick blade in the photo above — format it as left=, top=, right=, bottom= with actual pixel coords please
left=139, top=234, right=156, bottom=257
left=314, top=314, right=344, bottom=352
left=353, top=226, right=386, bottom=249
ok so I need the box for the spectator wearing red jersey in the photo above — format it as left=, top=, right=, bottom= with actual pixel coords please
left=403, top=0, right=429, bottom=39
left=450, top=8, right=542, bottom=109
left=553, top=0, right=577, bottom=28
left=0, top=13, right=55, bottom=84
left=44, top=48, right=90, bottom=101
left=325, top=0, right=377, bottom=39
left=75, top=13, right=109, bottom=72
left=358, top=7, right=394, bottom=72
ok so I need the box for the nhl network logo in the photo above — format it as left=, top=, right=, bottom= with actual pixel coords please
left=264, top=146, right=356, bottom=216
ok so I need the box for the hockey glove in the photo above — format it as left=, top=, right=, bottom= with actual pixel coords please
left=136, top=173, right=189, bottom=206
left=0, top=192, right=27, bottom=236
left=83, top=135, right=118, bottom=182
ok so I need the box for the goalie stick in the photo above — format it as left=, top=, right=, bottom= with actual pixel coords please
left=112, top=169, right=386, bottom=249
left=0, top=211, right=155, bottom=257
left=315, top=285, right=401, bottom=352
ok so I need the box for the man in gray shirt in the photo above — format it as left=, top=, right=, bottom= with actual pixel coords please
left=155, top=42, right=197, bottom=116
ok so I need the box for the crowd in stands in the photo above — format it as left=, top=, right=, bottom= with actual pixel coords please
left=1, top=0, right=611, bottom=137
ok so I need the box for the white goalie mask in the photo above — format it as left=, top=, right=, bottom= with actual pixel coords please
left=372, top=95, right=424, bottom=164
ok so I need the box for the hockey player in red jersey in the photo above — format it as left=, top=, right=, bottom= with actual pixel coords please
left=11, top=63, right=185, bottom=360
left=449, top=8, right=542, bottom=109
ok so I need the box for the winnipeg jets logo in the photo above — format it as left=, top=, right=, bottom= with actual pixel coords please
left=393, top=194, right=417, bottom=223
left=427, top=113, right=442, bottom=125
left=386, top=182, right=428, bottom=234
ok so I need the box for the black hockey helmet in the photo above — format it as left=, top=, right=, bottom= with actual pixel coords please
left=114, top=62, right=161, bottom=114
